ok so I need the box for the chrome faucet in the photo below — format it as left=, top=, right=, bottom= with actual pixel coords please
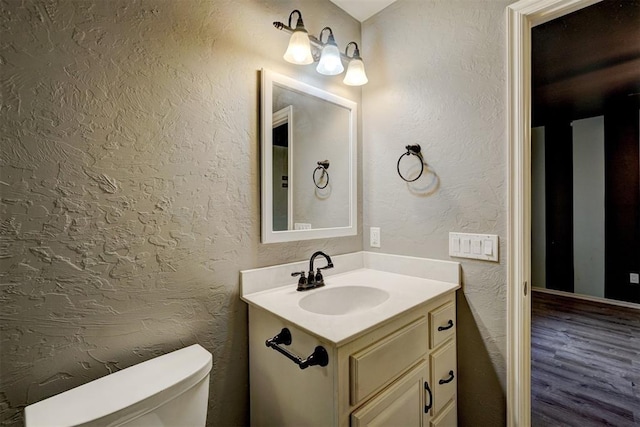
left=291, top=251, right=334, bottom=291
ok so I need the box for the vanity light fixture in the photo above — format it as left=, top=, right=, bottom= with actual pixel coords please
left=282, top=10, right=314, bottom=65
left=343, top=42, right=368, bottom=86
left=273, top=10, right=368, bottom=85
left=316, top=28, right=344, bottom=76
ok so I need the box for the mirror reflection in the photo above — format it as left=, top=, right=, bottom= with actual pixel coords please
left=271, top=84, right=350, bottom=231
left=261, top=70, right=357, bottom=243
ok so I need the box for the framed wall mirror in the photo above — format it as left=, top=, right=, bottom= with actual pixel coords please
left=260, top=69, right=357, bottom=243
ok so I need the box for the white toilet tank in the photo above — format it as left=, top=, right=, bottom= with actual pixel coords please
left=24, top=344, right=212, bottom=427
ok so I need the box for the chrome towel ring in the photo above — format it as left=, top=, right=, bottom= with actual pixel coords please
left=397, top=144, right=424, bottom=182
left=313, top=160, right=330, bottom=189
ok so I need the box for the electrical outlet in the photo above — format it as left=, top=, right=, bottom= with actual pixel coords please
left=370, top=227, right=381, bottom=248
left=631, top=273, right=640, bottom=284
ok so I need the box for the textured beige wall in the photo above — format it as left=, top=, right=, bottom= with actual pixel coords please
left=362, top=1, right=510, bottom=425
left=0, top=0, right=362, bottom=425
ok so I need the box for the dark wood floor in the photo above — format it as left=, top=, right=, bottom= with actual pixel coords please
left=532, top=291, right=640, bottom=426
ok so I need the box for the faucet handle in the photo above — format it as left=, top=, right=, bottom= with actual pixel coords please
left=291, top=270, right=306, bottom=279
left=315, top=263, right=334, bottom=283
left=292, top=271, right=308, bottom=290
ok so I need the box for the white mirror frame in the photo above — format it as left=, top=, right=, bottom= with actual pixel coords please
left=260, top=69, right=358, bottom=243
left=506, top=1, right=601, bottom=425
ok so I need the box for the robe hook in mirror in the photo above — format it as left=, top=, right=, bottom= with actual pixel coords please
left=313, top=160, right=330, bottom=189
left=397, top=144, right=424, bottom=182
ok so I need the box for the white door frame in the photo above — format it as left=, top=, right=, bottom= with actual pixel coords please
left=506, top=0, right=601, bottom=425
left=273, top=106, right=294, bottom=230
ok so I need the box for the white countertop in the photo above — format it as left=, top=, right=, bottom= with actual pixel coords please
left=241, top=252, right=460, bottom=346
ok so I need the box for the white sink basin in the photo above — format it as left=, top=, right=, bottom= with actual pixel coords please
left=298, top=286, right=390, bottom=316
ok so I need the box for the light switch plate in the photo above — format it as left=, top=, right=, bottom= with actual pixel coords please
left=449, top=232, right=499, bottom=262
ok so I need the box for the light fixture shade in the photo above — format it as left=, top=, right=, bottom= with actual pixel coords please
left=343, top=58, right=368, bottom=86
left=316, top=43, right=344, bottom=75
left=283, top=30, right=313, bottom=65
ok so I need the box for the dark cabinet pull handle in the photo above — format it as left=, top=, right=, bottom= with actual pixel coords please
left=439, top=370, right=455, bottom=385
left=424, top=381, right=433, bottom=413
left=265, top=328, right=329, bottom=369
left=438, top=319, right=454, bottom=331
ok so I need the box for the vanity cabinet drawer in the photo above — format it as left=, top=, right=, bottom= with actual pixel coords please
left=429, top=302, right=455, bottom=349
left=430, top=400, right=457, bottom=427
left=430, top=340, right=456, bottom=416
left=350, top=317, right=428, bottom=405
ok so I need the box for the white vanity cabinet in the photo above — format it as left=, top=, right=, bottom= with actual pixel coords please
left=248, top=291, right=458, bottom=427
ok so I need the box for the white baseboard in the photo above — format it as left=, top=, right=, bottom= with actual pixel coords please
left=532, top=287, right=640, bottom=311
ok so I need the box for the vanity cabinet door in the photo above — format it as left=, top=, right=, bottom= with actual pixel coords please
left=351, top=361, right=431, bottom=427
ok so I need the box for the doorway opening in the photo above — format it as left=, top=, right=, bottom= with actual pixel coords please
left=507, top=1, right=600, bottom=425
left=507, top=0, right=640, bottom=425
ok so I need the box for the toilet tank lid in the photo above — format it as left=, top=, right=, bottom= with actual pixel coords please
left=24, top=344, right=212, bottom=426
